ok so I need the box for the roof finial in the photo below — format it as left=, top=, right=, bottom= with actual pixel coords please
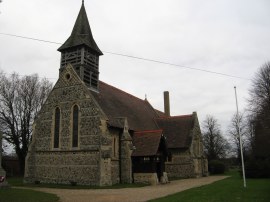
left=82, top=0, right=84, bottom=5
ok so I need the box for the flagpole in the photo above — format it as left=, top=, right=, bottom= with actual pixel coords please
left=234, top=86, right=246, bottom=188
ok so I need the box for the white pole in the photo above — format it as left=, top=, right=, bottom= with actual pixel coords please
left=234, top=86, right=246, bottom=188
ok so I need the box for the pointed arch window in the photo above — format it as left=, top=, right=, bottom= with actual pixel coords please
left=113, top=137, right=116, bottom=157
left=72, top=105, right=79, bottom=147
left=54, top=107, right=60, bottom=148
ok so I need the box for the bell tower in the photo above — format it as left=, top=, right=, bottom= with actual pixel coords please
left=58, top=0, right=103, bottom=92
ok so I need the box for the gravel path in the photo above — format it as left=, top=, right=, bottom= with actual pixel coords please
left=23, top=176, right=228, bottom=202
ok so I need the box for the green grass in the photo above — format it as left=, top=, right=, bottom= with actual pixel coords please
left=149, top=170, right=270, bottom=202
left=0, top=188, right=59, bottom=202
left=7, top=176, right=24, bottom=186
left=7, top=176, right=147, bottom=189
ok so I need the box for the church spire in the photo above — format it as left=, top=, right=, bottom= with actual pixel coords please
left=58, top=1, right=102, bottom=55
left=58, top=1, right=102, bottom=92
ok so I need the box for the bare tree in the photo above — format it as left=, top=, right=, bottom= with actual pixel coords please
left=245, top=115, right=256, bottom=155
left=202, top=115, right=230, bottom=161
left=0, top=71, right=52, bottom=174
left=248, top=62, right=270, bottom=158
left=227, top=112, right=249, bottom=162
left=249, top=62, right=270, bottom=114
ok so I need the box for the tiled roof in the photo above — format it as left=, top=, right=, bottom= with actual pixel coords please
left=91, top=80, right=196, bottom=150
left=58, top=2, right=103, bottom=55
left=156, top=115, right=194, bottom=149
left=92, top=81, right=160, bottom=131
left=155, top=109, right=166, bottom=117
left=132, top=130, right=163, bottom=157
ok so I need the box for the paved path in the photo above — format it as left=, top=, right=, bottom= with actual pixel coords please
left=22, top=176, right=228, bottom=202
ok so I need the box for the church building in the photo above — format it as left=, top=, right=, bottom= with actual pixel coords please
left=24, top=1, right=208, bottom=186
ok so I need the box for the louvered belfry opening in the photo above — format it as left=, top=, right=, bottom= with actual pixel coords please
left=58, top=1, right=103, bottom=91
left=60, top=46, right=100, bottom=89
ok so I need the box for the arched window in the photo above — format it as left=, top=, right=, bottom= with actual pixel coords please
left=54, top=107, right=60, bottom=148
left=113, top=137, right=116, bottom=157
left=72, top=105, right=79, bottom=147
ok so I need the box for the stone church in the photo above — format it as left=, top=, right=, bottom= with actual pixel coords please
left=24, top=1, right=208, bottom=186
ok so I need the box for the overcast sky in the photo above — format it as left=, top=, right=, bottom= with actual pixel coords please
left=0, top=0, right=270, bottom=135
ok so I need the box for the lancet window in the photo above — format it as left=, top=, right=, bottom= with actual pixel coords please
left=72, top=105, right=79, bottom=147
left=54, top=107, right=61, bottom=148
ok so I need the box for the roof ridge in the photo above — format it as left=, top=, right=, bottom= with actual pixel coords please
left=143, top=99, right=161, bottom=129
left=144, top=99, right=161, bottom=116
left=156, top=114, right=193, bottom=119
left=155, top=109, right=165, bottom=115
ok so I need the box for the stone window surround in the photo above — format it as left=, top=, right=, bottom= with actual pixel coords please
left=51, top=106, right=62, bottom=150
left=51, top=104, right=82, bottom=151
left=70, top=104, right=81, bottom=150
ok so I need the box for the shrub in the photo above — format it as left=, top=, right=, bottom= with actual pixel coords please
left=208, top=160, right=226, bottom=174
left=245, top=158, right=270, bottom=178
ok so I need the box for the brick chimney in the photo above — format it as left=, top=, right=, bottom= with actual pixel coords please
left=164, top=91, right=170, bottom=117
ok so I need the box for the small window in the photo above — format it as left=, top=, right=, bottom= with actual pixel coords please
left=167, top=152, right=172, bottom=162
left=143, top=157, right=150, bottom=162
left=72, top=105, right=79, bottom=147
left=54, top=107, right=60, bottom=148
left=65, top=73, right=71, bottom=81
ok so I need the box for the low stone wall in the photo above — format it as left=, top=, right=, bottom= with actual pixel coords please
left=133, top=173, right=158, bottom=185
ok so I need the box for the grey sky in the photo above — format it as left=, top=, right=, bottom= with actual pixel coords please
left=0, top=0, right=270, bottom=134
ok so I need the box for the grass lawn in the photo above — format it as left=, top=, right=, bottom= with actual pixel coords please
left=149, top=170, right=270, bottom=202
left=0, top=188, right=59, bottom=202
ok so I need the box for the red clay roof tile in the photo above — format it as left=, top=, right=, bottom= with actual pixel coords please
left=132, top=130, right=163, bottom=157
left=156, top=115, right=194, bottom=149
left=92, top=81, right=160, bottom=131
left=91, top=81, right=195, bottom=150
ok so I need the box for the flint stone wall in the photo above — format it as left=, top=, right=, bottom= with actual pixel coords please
left=165, top=152, right=195, bottom=178
left=26, top=151, right=99, bottom=185
left=166, top=113, right=209, bottom=179
left=111, top=160, right=120, bottom=184
left=25, top=66, right=108, bottom=185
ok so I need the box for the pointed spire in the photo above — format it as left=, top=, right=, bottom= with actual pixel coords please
left=58, top=1, right=102, bottom=55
